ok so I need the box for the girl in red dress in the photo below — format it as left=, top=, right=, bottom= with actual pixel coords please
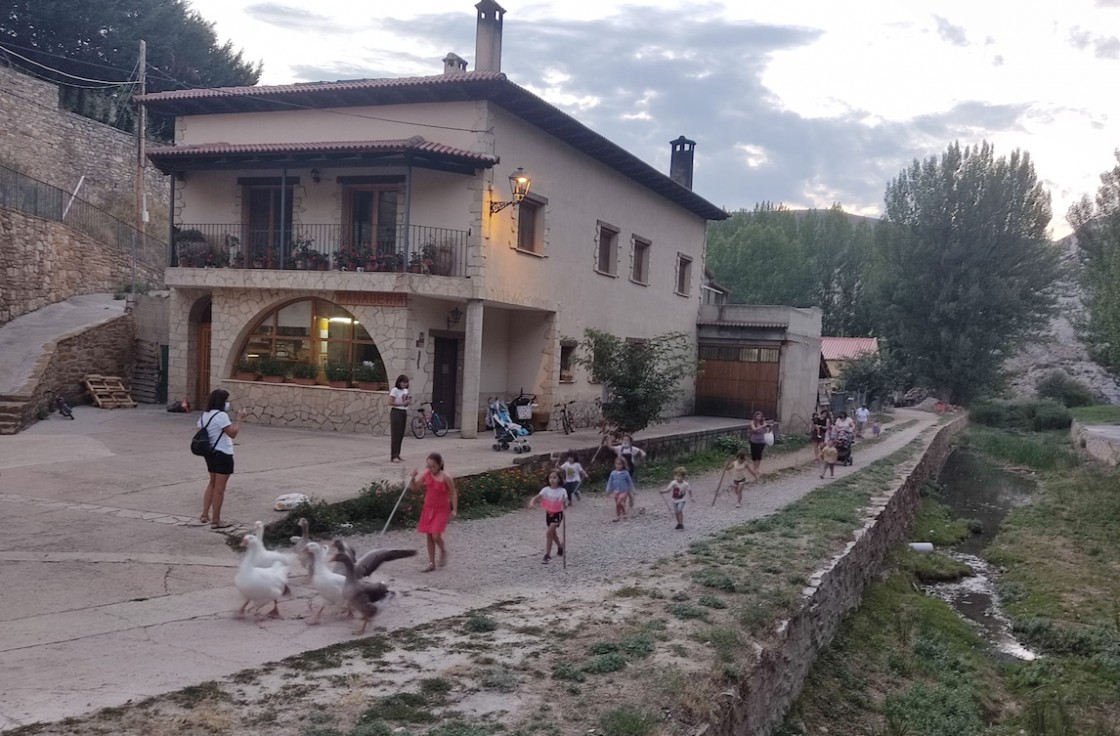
left=410, top=452, right=458, bottom=572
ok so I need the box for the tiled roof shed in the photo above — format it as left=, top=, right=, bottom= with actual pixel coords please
left=821, top=337, right=879, bottom=362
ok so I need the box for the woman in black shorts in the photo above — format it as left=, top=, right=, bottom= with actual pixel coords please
left=747, top=411, right=770, bottom=479
left=197, top=388, right=247, bottom=529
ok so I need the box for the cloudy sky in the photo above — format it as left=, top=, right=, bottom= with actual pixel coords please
left=187, top=0, right=1119, bottom=236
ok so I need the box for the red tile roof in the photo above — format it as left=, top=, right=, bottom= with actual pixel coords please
left=821, top=337, right=879, bottom=361
left=146, top=137, right=497, bottom=166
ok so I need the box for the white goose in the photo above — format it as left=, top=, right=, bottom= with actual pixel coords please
left=289, top=517, right=312, bottom=572
left=304, top=541, right=349, bottom=625
left=234, top=534, right=290, bottom=618
left=248, top=523, right=295, bottom=568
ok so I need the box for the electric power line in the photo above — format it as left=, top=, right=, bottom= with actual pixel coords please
left=0, top=39, right=143, bottom=77
left=0, top=42, right=137, bottom=85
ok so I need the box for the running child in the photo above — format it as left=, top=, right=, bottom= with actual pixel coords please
left=558, top=451, right=588, bottom=503
left=724, top=451, right=751, bottom=508
left=659, top=466, right=694, bottom=530
left=604, top=456, right=634, bottom=522
left=528, top=470, right=567, bottom=563
left=820, top=439, right=839, bottom=479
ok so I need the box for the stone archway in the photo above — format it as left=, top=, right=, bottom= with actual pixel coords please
left=188, top=295, right=212, bottom=408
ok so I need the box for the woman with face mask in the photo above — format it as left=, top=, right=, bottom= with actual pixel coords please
left=197, top=388, right=247, bottom=529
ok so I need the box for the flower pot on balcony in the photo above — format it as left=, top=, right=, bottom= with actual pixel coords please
left=355, top=380, right=379, bottom=391
left=234, top=371, right=258, bottom=381
left=289, top=377, right=316, bottom=386
left=328, top=380, right=349, bottom=389
left=316, top=259, right=330, bottom=271
left=431, top=247, right=454, bottom=276
left=408, top=264, right=423, bottom=274
left=261, top=375, right=283, bottom=383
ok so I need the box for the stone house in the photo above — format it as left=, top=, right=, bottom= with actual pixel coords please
left=139, top=1, right=727, bottom=437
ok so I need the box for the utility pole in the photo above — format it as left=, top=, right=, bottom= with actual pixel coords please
left=133, top=39, right=147, bottom=296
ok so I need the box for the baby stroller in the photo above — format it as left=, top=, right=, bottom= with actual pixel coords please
left=834, top=429, right=855, bottom=466
left=508, top=389, right=537, bottom=435
left=487, top=397, right=532, bottom=453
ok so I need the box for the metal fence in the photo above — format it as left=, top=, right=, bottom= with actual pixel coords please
left=0, top=163, right=166, bottom=288
left=174, top=223, right=470, bottom=277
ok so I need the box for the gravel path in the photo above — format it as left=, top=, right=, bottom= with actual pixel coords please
left=350, top=410, right=938, bottom=599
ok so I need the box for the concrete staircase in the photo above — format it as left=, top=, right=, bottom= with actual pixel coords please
left=0, top=399, right=26, bottom=435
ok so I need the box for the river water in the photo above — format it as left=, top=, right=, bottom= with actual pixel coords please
left=921, top=448, right=1038, bottom=661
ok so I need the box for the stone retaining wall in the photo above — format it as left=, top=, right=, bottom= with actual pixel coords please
left=1070, top=419, right=1120, bottom=466
left=717, top=415, right=968, bottom=736
left=0, top=207, right=162, bottom=324
left=222, top=379, right=392, bottom=435
left=3, top=315, right=136, bottom=431
left=0, top=64, right=167, bottom=225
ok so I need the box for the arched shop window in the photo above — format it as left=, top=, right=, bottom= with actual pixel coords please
left=236, top=298, right=386, bottom=382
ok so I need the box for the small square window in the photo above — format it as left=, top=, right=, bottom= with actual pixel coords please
left=560, top=342, right=576, bottom=383
left=675, top=254, right=693, bottom=296
left=595, top=222, right=619, bottom=276
left=631, top=237, right=650, bottom=284
left=517, top=197, right=545, bottom=254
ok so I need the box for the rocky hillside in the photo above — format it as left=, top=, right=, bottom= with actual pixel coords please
left=1004, top=234, right=1120, bottom=404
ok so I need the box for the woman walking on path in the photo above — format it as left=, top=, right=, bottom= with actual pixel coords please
left=747, top=411, right=770, bottom=480
left=411, top=452, right=458, bottom=572
left=197, top=388, right=246, bottom=529
left=810, top=410, right=828, bottom=461
left=605, top=456, right=634, bottom=522
left=558, top=451, right=588, bottom=503
left=387, top=374, right=412, bottom=462
left=528, top=470, right=568, bottom=563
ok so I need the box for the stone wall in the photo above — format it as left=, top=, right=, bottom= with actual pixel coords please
left=0, top=64, right=168, bottom=228
left=0, top=207, right=162, bottom=324
left=3, top=315, right=135, bottom=431
left=1071, top=419, right=1120, bottom=466
left=222, top=379, right=391, bottom=434
left=714, top=416, right=968, bottom=736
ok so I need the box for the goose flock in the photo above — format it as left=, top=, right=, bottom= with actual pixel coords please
left=233, top=518, right=416, bottom=634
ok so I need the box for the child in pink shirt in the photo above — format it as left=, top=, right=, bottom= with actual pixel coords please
left=529, top=470, right=568, bottom=563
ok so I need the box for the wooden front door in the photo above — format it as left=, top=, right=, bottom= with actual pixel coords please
left=432, top=337, right=458, bottom=428
left=195, top=325, right=211, bottom=409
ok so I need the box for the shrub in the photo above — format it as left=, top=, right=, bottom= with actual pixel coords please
left=969, top=398, right=1071, bottom=431
left=290, top=361, right=318, bottom=379
left=1035, top=370, right=1095, bottom=407
left=325, top=362, right=352, bottom=382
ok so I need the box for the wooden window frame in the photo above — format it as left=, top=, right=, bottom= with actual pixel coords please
left=595, top=221, right=619, bottom=277
left=675, top=253, right=693, bottom=296
left=515, top=193, right=547, bottom=256
left=631, top=235, right=651, bottom=285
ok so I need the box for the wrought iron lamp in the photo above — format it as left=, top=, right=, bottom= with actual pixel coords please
left=489, top=168, right=531, bottom=213
left=447, top=306, right=463, bottom=330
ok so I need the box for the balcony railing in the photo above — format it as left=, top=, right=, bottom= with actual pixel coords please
left=171, top=223, right=469, bottom=277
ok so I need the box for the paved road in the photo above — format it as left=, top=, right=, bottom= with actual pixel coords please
left=0, top=406, right=937, bottom=729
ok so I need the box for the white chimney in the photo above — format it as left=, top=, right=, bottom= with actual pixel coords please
left=443, top=52, right=468, bottom=75
left=474, top=0, right=505, bottom=73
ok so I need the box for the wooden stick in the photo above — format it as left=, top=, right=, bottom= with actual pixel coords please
left=711, top=457, right=732, bottom=507
left=561, top=511, right=567, bottom=570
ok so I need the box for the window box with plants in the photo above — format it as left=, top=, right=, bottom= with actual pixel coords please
left=233, top=359, right=258, bottom=381
left=287, top=361, right=319, bottom=385
left=325, top=362, right=352, bottom=389
left=353, top=360, right=388, bottom=391
left=258, top=358, right=286, bottom=383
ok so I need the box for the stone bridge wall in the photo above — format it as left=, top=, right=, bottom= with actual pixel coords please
left=716, top=415, right=968, bottom=736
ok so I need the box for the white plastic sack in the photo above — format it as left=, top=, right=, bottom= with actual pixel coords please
left=763, top=431, right=775, bottom=447
left=274, top=493, right=310, bottom=511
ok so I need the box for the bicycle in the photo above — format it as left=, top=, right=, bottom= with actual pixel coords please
left=554, top=400, right=576, bottom=435
left=54, top=393, right=74, bottom=420
left=411, top=401, right=449, bottom=439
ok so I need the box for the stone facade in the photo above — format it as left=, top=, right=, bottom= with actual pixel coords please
left=1, top=315, right=135, bottom=432
left=222, top=379, right=391, bottom=434
left=715, top=416, right=967, bottom=736
left=0, top=208, right=163, bottom=325
left=0, top=64, right=168, bottom=229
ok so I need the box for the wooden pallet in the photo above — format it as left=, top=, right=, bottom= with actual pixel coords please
left=83, top=374, right=137, bottom=409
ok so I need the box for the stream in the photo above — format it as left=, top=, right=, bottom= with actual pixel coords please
left=920, top=448, right=1038, bottom=661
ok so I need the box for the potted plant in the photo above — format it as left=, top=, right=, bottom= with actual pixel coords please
left=233, top=359, right=258, bottom=381
left=176, top=241, right=211, bottom=268
left=353, top=360, right=387, bottom=390
left=423, top=242, right=455, bottom=276
left=258, top=358, right=285, bottom=383
left=377, top=251, right=404, bottom=272
left=325, top=362, right=352, bottom=388
left=288, top=361, right=318, bottom=385
left=408, top=250, right=432, bottom=274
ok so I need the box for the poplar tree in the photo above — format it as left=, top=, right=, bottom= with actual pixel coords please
left=1068, top=150, right=1120, bottom=372
left=873, top=141, right=1058, bottom=403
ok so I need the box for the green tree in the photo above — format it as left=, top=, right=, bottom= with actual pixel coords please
left=873, top=141, right=1059, bottom=403
left=575, top=329, right=695, bottom=438
left=1068, top=150, right=1120, bottom=372
left=834, top=348, right=909, bottom=404
left=0, top=0, right=261, bottom=138
left=705, top=203, right=877, bottom=336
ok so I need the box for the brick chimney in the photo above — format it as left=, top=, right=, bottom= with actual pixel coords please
left=474, top=0, right=505, bottom=73
left=669, top=136, right=696, bottom=189
left=443, top=52, right=468, bottom=75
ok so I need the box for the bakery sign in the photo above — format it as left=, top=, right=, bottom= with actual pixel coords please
left=334, top=291, right=408, bottom=308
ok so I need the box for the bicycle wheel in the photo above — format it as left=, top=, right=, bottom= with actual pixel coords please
left=562, top=411, right=574, bottom=435
left=411, top=415, right=426, bottom=439
left=431, top=413, right=449, bottom=437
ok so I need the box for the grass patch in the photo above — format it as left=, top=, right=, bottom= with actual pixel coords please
left=665, top=602, right=708, bottom=621
left=697, top=594, right=728, bottom=609
left=910, top=498, right=972, bottom=546
left=958, top=427, right=1078, bottom=470
left=168, top=681, right=229, bottom=708
left=898, top=549, right=972, bottom=583
left=551, top=661, right=586, bottom=683
left=463, top=614, right=498, bottom=633
left=1070, top=405, right=1120, bottom=424
left=583, top=652, right=628, bottom=674
left=360, top=692, right=438, bottom=724
left=599, top=707, right=658, bottom=736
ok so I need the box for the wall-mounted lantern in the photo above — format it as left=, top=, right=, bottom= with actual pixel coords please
left=489, top=168, right=531, bottom=214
